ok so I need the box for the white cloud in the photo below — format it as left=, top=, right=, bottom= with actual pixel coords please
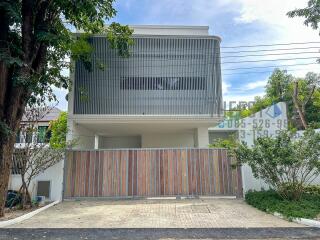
left=246, top=80, right=267, bottom=90
left=233, top=0, right=319, bottom=44
left=223, top=91, right=265, bottom=105
left=222, top=81, right=231, bottom=95
left=138, top=0, right=240, bottom=25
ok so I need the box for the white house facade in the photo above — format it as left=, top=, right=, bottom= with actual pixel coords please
left=67, top=25, right=223, bottom=149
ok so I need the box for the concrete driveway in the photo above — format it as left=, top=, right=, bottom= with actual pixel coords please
left=8, top=198, right=302, bottom=228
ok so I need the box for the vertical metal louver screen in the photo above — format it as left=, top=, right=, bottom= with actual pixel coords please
left=73, top=36, right=222, bottom=115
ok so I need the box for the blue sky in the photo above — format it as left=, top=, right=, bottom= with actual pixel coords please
left=55, top=0, right=320, bottom=110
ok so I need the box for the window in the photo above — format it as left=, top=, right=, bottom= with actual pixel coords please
left=37, top=181, right=51, bottom=199
left=25, top=130, right=33, bottom=143
left=37, top=126, right=51, bottom=143
left=11, top=149, right=26, bottom=174
left=120, top=77, right=207, bottom=90
left=15, top=130, right=21, bottom=143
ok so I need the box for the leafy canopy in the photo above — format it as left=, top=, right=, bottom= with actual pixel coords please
left=287, top=0, right=320, bottom=34
left=237, top=69, right=320, bottom=129
left=1, top=0, right=133, bottom=105
left=49, top=111, right=68, bottom=149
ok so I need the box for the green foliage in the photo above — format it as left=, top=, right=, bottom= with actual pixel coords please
left=266, top=69, right=293, bottom=102
left=304, top=185, right=320, bottom=195
left=245, top=190, right=320, bottom=219
left=1, top=0, right=133, bottom=104
left=287, top=0, right=320, bottom=32
left=78, top=86, right=90, bottom=102
left=239, top=69, right=320, bottom=129
left=233, top=129, right=320, bottom=200
left=107, top=22, right=134, bottom=57
left=241, top=96, right=274, bottom=118
left=70, top=33, right=94, bottom=71
left=49, top=112, right=68, bottom=149
left=209, top=135, right=238, bottom=149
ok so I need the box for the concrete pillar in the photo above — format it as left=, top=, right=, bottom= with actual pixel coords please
left=194, top=127, right=209, bottom=147
left=94, top=134, right=99, bottom=149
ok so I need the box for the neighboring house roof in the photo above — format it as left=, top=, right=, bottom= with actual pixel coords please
left=21, top=107, right=61, bottom=123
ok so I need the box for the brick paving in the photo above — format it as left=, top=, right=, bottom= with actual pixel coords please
left=9, top=198, right=303, bottom=228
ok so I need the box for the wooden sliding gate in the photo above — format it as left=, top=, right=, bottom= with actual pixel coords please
left=63, top=148, right=243, bottom=199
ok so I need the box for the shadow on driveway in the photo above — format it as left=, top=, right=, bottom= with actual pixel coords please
left=1, top=228, right=320, bottom=240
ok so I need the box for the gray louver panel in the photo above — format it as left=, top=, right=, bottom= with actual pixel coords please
left=73, top=36, right=222, bottom=115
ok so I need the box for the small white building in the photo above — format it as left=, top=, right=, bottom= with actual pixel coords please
left=8, top=107, right=64, bottom=202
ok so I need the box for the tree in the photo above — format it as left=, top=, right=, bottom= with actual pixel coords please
left=49, top=111, right=68, bottom=149
left=291, top=73, right=320, bottom=129
left=287, top=1, right=320, bottom=129
left=0, top=0, right=132, bottom=217
left=240, top=69, right=320, bottom=129
left=15, top=104, right=64, bottom=208
left=287, top=0, right=320, bottom=34
left=265, top=69, right=292, bottom=102
left=234, top=129, right=320, bottom=200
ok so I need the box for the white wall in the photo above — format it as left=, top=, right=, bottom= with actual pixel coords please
left=293, top=129, right=320, bottom=186
left=142, top=132, right=194, bottom=148
left=8, top=160, right=64, bottom=202
left=193, top=127, right=210, bottom=147
left=238, top=103, right=288, bottom=192
left=209, top=102, right=288, bottom=192
left=68, top=122, right=94, bottom=149
left=131, top=25, right=210, bottom=36
left=100, top=136, right=141, bottom=149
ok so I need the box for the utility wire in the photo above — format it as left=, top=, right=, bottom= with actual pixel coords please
left=223, top=67, right=320, bottom=75
left=221, top=46, right=320, bottom=54
left=221, top=51, right=320, bottom=58
left=222, top=56, right=320, bottom=64
left=223, top=62, right=319, bottom=71
left=221, top=41, right=320, bottom=48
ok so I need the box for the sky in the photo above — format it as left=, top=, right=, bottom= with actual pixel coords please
left=55, top=0, right=320, bottom=110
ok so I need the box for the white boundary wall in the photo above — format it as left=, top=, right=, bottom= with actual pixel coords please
left=8, top=160, right=64, bottom=202
left=210, top=102, right=320, bottom=192
left=210, top=102, right=287, bottom=192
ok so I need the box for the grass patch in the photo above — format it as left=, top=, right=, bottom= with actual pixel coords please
left=245, top=190, right=320, bottom=219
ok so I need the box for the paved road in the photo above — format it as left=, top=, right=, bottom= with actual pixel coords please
left=1, top=228, right=320, bottom=240
left=9, top=199, right=302, bottom=228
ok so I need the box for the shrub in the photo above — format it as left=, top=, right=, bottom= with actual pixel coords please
left=234, top=129, right=320, bottom=200
left=245, top=190, right=320, bottom=219
left=49, top=112, right=68, bottom=149
left=209, top=135, right=237, bottom=149
left=304, top=185, right=320, bottom=196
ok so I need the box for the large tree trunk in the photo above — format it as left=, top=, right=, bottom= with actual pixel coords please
left=0, top=67, right=29, bottom=217
left=0, top=136, right=15, bottom=217
left=0, top=0, right=50, bottom=217
left=0, top=85, right=29, bottom=216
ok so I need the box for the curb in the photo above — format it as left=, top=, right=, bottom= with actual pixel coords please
left=0, top=200, right=60, bottom=228
left=274, top=212, right=320, bottom=228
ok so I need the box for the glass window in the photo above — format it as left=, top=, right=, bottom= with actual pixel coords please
left=15, top=130, right=21, bottom=143
left=37, top=126, right=50, bottom=143
left=120, top=77, right=207, bottom=90
left=25, top=130, right=33, bottom=143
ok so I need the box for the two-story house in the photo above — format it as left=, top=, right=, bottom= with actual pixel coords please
left=67, top=25, right=223, bottom=149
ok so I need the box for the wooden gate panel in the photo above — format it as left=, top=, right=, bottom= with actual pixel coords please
left=64, top=148, right=243, bottom=198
